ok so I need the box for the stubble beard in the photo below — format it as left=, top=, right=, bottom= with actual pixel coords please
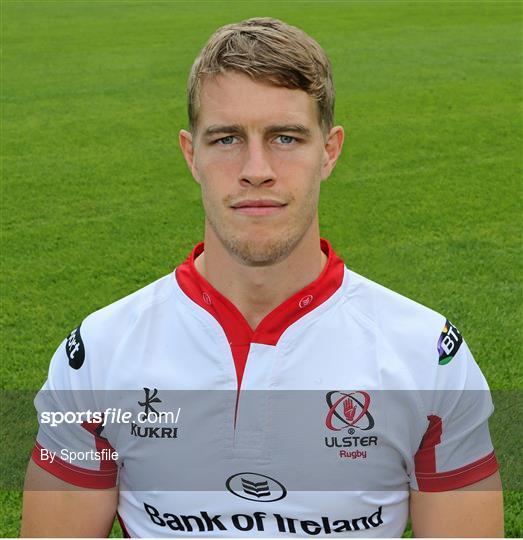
left=204, top=192, right=319, bottom=267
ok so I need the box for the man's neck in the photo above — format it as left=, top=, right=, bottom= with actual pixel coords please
left=193, top=225, right=327, bottom=330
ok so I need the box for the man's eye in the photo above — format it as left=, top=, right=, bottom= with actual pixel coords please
left=276, top=135, right=297, bottom=144
left=215, top=136, right=236, bottom=145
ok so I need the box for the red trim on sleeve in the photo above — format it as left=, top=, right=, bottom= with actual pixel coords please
left=31, top=442, right=117, bottom=489
left=414, top=414, right=442, bottom=474
left=81, top=420, right=118, bottom=472
left=175, top=238, right=345, bottom=390
left=416, top=451, right=499, bottom=491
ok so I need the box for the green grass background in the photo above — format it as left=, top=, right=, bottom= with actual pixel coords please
left=1, top=0, right=521, bottom=536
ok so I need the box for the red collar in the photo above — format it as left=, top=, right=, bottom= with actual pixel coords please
left=175, top=239, right=345, bottom=388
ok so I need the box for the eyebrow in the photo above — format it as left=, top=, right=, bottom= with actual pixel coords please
left=202, top=124, right=312, bottom=138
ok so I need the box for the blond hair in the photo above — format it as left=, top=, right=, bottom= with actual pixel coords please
left=187, top=17, right=335, bottom=136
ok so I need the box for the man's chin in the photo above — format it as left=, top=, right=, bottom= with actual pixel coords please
left=224, top=235, right=298, bottom=267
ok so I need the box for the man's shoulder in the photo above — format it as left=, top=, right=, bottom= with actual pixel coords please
left=341, top=269, right=473, bottom=386
left=344, top=269, right=445, bottom=329
left=44, top=273, right=181, bottom=389
left=343, top=269, right=460, bottom=365
left=80, top=272, right=177, bottom=346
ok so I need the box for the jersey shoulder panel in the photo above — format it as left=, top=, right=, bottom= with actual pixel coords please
left=344, top=269, right=444, bottom=344
left=82, top=272, right=176, bottom=344
left=342, top=269, right=483, bottom=390
left=50, top=273, right=178, bottom=390
left=344, top=269, right=444, bottom=332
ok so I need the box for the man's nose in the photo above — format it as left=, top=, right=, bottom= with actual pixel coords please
left=238, top=140, right=276, bottom=187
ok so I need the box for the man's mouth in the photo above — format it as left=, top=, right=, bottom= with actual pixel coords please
left=230, top=199, right=287, bottom=216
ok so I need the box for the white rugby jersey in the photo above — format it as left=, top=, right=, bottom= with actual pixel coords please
left=32, top=239, right=498, bottom=538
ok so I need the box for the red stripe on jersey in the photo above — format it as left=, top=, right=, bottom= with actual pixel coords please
left=81, top=420, right=118, bottom=472
left=176, top=238, right=345, bottom=390
left=414, top=414, right=442, bottom=474
left=31, top=442, right=117, bottom=489
left=416, top=451, right=499, bottom=491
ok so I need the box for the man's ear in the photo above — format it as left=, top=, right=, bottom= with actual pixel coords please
left=179, top=129, right=200, bottom=183
left=320, top=126, right=344, bottom=181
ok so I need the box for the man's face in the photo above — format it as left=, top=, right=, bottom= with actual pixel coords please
left=180, top=71, right=341, bottom=266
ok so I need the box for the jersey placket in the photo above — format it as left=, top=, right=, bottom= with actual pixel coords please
left=174, top=239, right=346, bottom=459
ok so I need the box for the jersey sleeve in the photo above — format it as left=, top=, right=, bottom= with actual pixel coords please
left=411, top=321, right=499, bottom=492
left=31, top=324, right=118, bottom=489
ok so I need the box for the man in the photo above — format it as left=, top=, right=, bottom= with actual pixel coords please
left=22, top=18, right=503, bottom=537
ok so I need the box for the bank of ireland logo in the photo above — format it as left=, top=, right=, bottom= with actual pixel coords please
left=325, top=391, right=374, bottom=431
left=437, top=320, right=463, bottom=365
left=226, top=473, right=287, bottom=502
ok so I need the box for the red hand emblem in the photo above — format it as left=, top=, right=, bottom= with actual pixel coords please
left=343, top=398, right=356, bottom=422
